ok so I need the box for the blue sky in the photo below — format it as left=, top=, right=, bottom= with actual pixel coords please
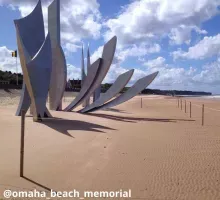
left=0, top=0, right=220, bottom=94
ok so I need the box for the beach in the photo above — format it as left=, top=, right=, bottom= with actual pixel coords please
left=0, top=90, right=220, bottom=200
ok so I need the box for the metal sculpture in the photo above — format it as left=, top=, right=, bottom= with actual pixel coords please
left=81, top=45, right=86, bottom=87
left=25, top=35, right=52, bottom=119
left=48, top=0, right=67, bottom=111
left=80, top=69, right=134, bottom=113
left=15, top=22, right=52, bottom=121
left=63, top=58, right=101, bottom=111
left=14, top=0, right=159, bottom=119
left=84, top=45, right=91, bottom=106
left=64, top=36, right=117, bottom=111
left=86, top=71, right=159, bottom=112
left=15, top=0, right=45, bottom=116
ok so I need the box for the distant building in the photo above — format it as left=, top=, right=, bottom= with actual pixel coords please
left=0, top=80, right=10, bottom=85
left=66, top=79, right=81, bottom=90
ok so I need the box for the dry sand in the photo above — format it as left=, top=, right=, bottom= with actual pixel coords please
left=0, top=90, right=220, bottom=200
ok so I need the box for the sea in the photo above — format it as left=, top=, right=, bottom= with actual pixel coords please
left=177, top=95, right=220, bottom=99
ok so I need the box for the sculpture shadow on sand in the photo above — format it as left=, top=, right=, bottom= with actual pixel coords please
left=104, top=108, right=131, bottom=114
left=41, top=117, right=116, bottom=137
left=85, top=113, right=196, bottom=124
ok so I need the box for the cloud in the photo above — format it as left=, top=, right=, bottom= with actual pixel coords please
left=90, top=43, right=161, bottom=85
left=104, top=63, right=198, bottom=89
left=64, top=43, right=81, bottom=53
left=168, top=25, right=207, bottom=45
left=0, top=0, right=102, bottom=45
left=104, top=0, right=220, bottom=46
left=90, top=46, right=199, bottom=89
left=89, top=44, right=202, bottom=89
left=141, top=56, right=220, bottom=92
left=66, top=64, right=81, bottom=80
left=103, top=64, right=128, bottom=83
left=143, top=57, right=166, bottom=68
left=0, top=46, right=21, bottom=73
left=193, top=58, right=220, bottom=85
left=132, top=56, right=199, bottom=88
left=172, top=34, right=220, bottom=60
left=90, top=42, right=161, bottom=65
left=118, top=43, right=161, bottom=62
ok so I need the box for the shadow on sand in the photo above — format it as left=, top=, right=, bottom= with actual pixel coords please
left=22, top=176, right=52, bottom=192
left=41, top=118, right=116, bottom=137
left=85, top=113, right=196, bottom=123
left=104, top=108, right=130, bottom=114
left=3, top=88, right=12, bottom=94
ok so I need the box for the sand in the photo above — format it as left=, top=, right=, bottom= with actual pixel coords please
left=0, top=90, right=220, bottom=200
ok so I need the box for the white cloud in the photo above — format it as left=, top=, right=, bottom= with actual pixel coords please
left=0, top=46, right=21, bottom=73
left=64, top=43, right=81, bottom=53
left=103, top=64, right=128, bottom=83
left=193, top=58, right=220, bottom=85
left=169, top=25, right=207, bottom=45
left=66, top=64, right=81, bottom=80
left=135, top=56, right=200, bottom=88
left=143, top=57, right=166, bottom=68
left=90, top=42, right=161, bottom=65
left=103, top=63, right=198, bottom=89
left=104, top=0, right=220, bottom=46
left=172, top=34, right=220, bottom=60
left=90, top=43, right=161, bottom=85
left=118, top=43, right=161, bottom=61
left=90, top=46, right=199, bottom=89
left=89, top=44, right=202, bottom=89
left=0, top=0, right=102, bottom=45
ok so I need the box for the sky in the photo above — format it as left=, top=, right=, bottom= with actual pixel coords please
left=0, top=0, right=220, bottom=94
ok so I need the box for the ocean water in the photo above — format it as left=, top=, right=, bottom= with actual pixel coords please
left=178, top=95, right=220, bottom=99
left=198, top=95, right=220, bottom=99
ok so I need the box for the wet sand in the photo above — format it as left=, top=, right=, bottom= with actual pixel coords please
left=0, top=90, right=220, bottom=200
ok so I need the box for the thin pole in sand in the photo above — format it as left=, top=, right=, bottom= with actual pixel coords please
left=202, top=104, right=204, bottom=126
left=141, top=97, right=143, bottom=108
left=185, top=100, right=186, bottom=113
left=16, top=56, right=18, bottom=86
left=190, top=102, right=192, bottom=118
left=20, top=110, right=25, bottom=177
left=181, top=99, right=182, bottom=110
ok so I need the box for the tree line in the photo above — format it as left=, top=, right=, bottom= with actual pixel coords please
left=0, top=70, right=23, bottom=85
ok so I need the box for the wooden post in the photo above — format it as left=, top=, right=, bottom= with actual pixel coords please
left=141, top=98, right=143, bottom=108
left=190, top=102, right=192, bottom=118
left=202, top=104, right=204, bottom=126
left=20, top=110, right=25, bottom=177
left=185, top=100, right=186, bottom=113
left=181, top=99, right=182, bottom=110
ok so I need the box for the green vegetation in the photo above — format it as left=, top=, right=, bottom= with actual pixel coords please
left=0, top=70, right=23, bottom=85
left=141, top=88, right=212, bottom=96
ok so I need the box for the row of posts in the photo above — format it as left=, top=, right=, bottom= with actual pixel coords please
left=177, top=98, right=204, bottom=126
